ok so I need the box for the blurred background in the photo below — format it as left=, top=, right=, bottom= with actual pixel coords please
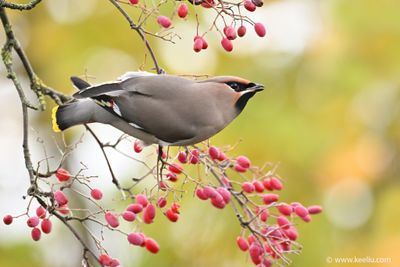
left=1, top=0, right=399, bottom=266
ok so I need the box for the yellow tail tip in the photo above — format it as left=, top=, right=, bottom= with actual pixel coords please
left=52, top=105, right=61, bottom=132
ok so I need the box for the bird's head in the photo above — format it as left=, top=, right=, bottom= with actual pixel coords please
left=203, top=76, right=264, bottom=112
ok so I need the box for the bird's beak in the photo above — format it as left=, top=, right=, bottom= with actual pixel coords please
left=249, top=83, right=264, bottom=92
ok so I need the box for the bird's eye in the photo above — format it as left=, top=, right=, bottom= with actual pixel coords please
left=227, top=82, right=239, bottom=90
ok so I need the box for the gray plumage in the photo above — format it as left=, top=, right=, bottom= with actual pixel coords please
left=53, top=72, right=263, bottom=146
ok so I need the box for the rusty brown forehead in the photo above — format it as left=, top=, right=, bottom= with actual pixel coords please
left=197, top=76, right=251, bottom=85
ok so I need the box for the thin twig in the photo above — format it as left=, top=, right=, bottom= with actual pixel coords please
left=85, top=125, right=122, bottom=191
left=0, top=0, right=42, bottom=11
left=108, top=0, right=163, bottom=74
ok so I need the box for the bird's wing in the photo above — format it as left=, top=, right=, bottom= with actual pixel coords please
left=72, top=71, right=156, bottom=99
left=70, top=76, right=91, bottom=90
left=73, top=82, right=124, bottom=99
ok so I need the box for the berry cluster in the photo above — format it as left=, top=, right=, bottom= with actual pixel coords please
left=3, top=206, right=53, bottom=242
left=2, top=140, right=321, bottom=266
left=125, top=0, right=267, bottom=53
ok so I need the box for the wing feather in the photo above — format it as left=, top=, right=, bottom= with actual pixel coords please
left=73, top=82, right=123, bottom=99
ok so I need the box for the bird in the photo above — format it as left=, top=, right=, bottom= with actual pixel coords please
left=52, top=72, right=264, bottom=146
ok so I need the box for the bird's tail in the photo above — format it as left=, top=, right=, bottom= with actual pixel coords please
left=52, top=101, right=93, bottom=132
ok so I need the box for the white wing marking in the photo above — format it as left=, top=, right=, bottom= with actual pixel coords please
left=118, top=71, right=156, bottom=81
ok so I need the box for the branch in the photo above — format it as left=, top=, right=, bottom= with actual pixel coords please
left=85, top=125, right=122, bottom=191
left=0, top=6, right=70, bottom=108
left=35, top=196, right=102, bottom=266
left=0, top=7, right=35, bottom=183
left=108, top=0, right=163, bottom=74
left=0, top=0, right=42, bottom=11
left=1, top=7, right=98, bottom=264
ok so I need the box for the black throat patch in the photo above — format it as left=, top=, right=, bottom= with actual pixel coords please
left=235, top=92, right=256, bottom=112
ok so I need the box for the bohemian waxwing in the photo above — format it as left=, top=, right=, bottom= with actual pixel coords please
left=52, top=72, right=264, bottom=146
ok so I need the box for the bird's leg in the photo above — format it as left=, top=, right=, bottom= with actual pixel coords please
left=157, top=145, right=166, bottom=183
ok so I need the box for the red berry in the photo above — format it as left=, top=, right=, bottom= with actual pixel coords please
left=216, top=187, right=231, bottom=204
left=31, top=228, right=41, bottom=241
left=167, top=172, right=178, bottom=182
left=277, top=215, right=291, bottom=230
left=242, top=182, right=255, bottom=193
left=158, top=180, right=168, bottom=190
left=294, top=205, right=309, bottom=218
left=270, top=177, right=283, bottom=190
left=237, top=25, right=247, bottom=37
left=301, top=214, right=312, bottom=222
left=262, top=179, right=273, bottom=190
left=157, top=197, right=167, bottom=208
left=54, top=190, right=68, bottom=206
left=244, top=0, right=256, bottom=11
left=262, top=258, right=272, bottom=267
left=208, top=146, right=221, bottom=160
left=36, top=207, right=46, bottom=219
left=254, top=22, right=266, bottom=37
left=27, top=216, right=40, bottom=228
left=3, top=215, right=13, bottom=225
left=195, top=188, right=208, bottom=200
left=308, top=205, right=323, bottom=215
left=41, top=219, right=52, bottom=234
left=105, top=212, right=119, bottom=228
left=203, top=186, right=217, bottom=198
left=253, top=180, right=264, bottom=193
left=277, top=203, right=293, bottom=216
left=126, top=203, right=143, bottom=214
left=168, top=163, right=183, bottom=174
left=249, top=244, right=263, bottom=265
left=189, top=149, right=200, bottom=164
left=234, top=164, right=247, bottom=173
left=90, top=188, right=103, bottom=200
left=128, top=232, right=145, bottom=246
left=262, top=194, right=279, bottom=205
left=99, top=254, right=112, bottom=266
left=210, top=193, right=226, bottom=209
left=133, top=140, right=143, bottom=153
left=201, top=38, right=208, bottom=50
left=236, top=236, right=249, bottom=251
left=291, top=202, right=302, bottom=208
left=57, top=204, right=70, bottom=215
left=110, top=259, right=120, bottom=267
left=122, top=211, right=136, bottom=222
left=145, top=238, right=160, bottom=254
left=247, top=234, right=256, bottom=245
left=284, top=227, right=298, bottom=241
left=129, top=0, right=139, bottom=4
left=56, top=168, right=71, bottom=182
left=217, top=152, right=226, bottom=161
left=165, top=208, right=179, bottom=222
left=221, top=176, right=231, bottom=188
left=221, top=38, right=233, bottom=52
left=201, top=0, right=215, bottom=8
left=193, top=38, right=203, bottom=53
left=171, top=202, right=180, bottom=214
left=236, top=156, right=251, bottom=169
left=157, top=15, right=172, bottom=28
left=143, top=204, right=156, bottom=224
left=260, top=210, right=269, bottom=222
left=135, top=194, right=149, bottom=207
left=224, top=26, right=237, bottom=40
left=177, top=151, right=187, bottom=163
left=177, top=3, right=188, bottom=18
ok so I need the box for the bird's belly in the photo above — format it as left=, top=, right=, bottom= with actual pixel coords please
left=117, top=95, right=233, bottom=145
